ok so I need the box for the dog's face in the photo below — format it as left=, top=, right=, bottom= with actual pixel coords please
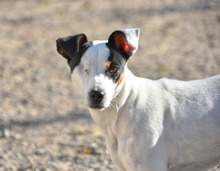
left=56, top=29, right=140, bottom=109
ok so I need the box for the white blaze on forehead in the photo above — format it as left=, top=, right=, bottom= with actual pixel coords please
left=92, top=40, right=107, bottom=45
left=78, top=41, right=116, bottom=108
left=80, top=41, right=109, bottom=74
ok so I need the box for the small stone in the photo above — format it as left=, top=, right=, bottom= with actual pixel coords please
left=3, top=127, right=10, bottom=138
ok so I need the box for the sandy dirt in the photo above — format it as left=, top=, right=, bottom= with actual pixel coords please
left=0, top=0, right=220, bottom=170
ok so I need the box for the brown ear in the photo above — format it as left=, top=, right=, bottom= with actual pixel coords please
left=108, top=29, right=140, bottom=59
left=56, top=34, right=88, bottom=62
left=114, top=32, right=135, bottom=55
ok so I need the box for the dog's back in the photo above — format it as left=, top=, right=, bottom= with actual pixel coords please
left=155, top=75, right=220, bottom=170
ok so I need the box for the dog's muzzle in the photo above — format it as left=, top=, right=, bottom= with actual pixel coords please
left=89, top=90, right=105, bottom=109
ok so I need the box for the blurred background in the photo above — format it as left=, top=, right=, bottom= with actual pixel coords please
left=0, top=0, right=220, bottom=170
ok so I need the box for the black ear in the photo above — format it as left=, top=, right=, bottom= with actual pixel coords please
left=108, top=28, right=140, bottom=59
left=56, top=34, right=88, bottom=63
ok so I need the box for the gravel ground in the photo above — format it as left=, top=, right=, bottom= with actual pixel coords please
left=0, top=0, right=220, bottom=170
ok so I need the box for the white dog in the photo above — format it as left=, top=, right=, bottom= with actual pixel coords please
left=56, top=28, right=220, bottom=171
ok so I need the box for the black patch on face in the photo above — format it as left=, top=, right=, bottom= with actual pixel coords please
left=105, top=43, right=127, bottom=83
left=68, top=41, right=93, bottom=72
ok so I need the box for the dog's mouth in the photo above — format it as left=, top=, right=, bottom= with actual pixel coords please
left=89, top=104, right=105, bottom=109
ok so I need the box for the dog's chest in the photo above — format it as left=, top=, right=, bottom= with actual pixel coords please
left=105, top=126, right=135, bottom=170
left=91, top=107, right=138, bottom=169
left=101, top=108, right=153, bottom=170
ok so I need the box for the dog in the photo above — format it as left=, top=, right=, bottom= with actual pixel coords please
left=56, top=28, right=220, bottom=171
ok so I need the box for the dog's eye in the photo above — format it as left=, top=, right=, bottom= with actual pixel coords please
left=109, top=66, right=118, bottom=73
left=84, top=69, right=89, bottom=74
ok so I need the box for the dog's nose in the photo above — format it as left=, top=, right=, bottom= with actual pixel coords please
left=89, top=90, right=104, bottom=104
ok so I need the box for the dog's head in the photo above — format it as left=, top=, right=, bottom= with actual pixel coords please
left=56, top=29, right=140, bottom=110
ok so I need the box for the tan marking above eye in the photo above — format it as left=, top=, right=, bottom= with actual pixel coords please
left=105, top=61, right=112, bottom=71
left=106, top=60, right=118, bottom=73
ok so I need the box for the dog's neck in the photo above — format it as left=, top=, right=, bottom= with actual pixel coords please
left=89, top=67, right=137, bottom=144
